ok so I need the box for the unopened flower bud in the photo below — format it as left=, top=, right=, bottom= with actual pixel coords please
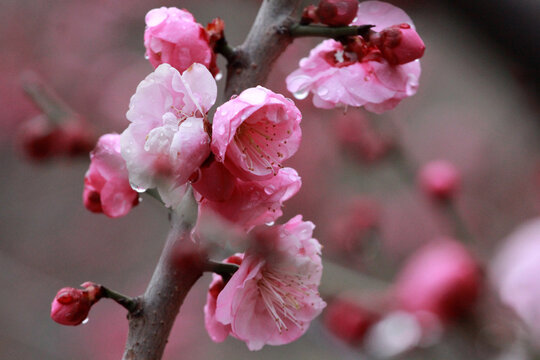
left=18, top=114, right=63, bottom=161
left=371, top=24, right=425, bottom=65
left=50, top=282, right=102, bottom=326
left=316, top=0, right=358, bottom=27
left=301, top=5, right=319, bottom=25
left=418, top=160, right=460, bottom=201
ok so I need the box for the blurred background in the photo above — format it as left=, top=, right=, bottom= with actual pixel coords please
left=1, top=0, right=540, bottom=359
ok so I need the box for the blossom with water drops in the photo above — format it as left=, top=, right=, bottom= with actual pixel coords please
left=286, top=1, right=423, bottom=113
left=204, top=216, right=326, bottom=350
left=120, top=63, right=216, bottom=208
left=196, top=167, right=302, bottom=232
left=211, top=86, right=302, bottom=181
left=144, top=7, right=219, bottom=77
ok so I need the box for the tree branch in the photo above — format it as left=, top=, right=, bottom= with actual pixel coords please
left=122, top=189, right=203, bottom=360
left=224, top=0, right=304, bottom=98
left=290, top=24, right=374, bottom=39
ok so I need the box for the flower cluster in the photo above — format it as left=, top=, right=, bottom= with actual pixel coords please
left=287, top=1, right=425, bottom=113
left=71, top=1, right=427, bottom=353
left=76, top=5, right=323, bottom=351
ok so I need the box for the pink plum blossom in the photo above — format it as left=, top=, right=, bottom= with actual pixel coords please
left=204, top=216, right=326, bottom=350
left=211, top=86, right=302, bottom=181
left=286, top=1, right=422, bottom=113
left=120, top=63, right=216, bottom=208
left=144, top=7, right=218, bottom=77
left=83, top=133, right=139, bottom=218
left=394, top=238, right=481, bottom=324
left=491, top=218, right=540, bottom=345
left=196, top=167, right=302, bottom=232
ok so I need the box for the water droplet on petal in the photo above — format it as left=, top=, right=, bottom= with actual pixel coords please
left=264, top=185, right=276, bottom=195
left=130, top=183, right=146, bottom=193
left=144, top=54, right=149, bottom=60
left=82, top=318, right=89, bottom=325
left=230, top=94, right=238, bottom=100
left=293, top=89, right=309, bottom=100
left=317, top=87, right=329, bottom=97
left=215, top=72, right=223, bottom=81
left=265, top=221, right=275, bottom=226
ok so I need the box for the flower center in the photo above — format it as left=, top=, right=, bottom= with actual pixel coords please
left=257, top=267, right=317, bottom=333
left=233, top=122, right=289, bottom=175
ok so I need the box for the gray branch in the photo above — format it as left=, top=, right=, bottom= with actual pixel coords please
left=224, top=0, right=304, bottom=98
left=122, top=189, right=203, bottom=360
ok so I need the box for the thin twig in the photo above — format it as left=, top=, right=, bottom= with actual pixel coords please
left=100, top=286, right=139, bottom=313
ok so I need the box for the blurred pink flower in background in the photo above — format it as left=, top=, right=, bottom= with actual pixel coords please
left=323, top=294, right=380, bottom=345
left=83, top=133, right=139, bottom=218
left=212, top=86, right=302, bottom=181
left=492, top=218, right=540, bottom=346
left=205, top=216, right=326, bottom=350
left=144, top=7, right=218, bottom=77
left=393, top=238, right=481, bottom=325
left=286, top=1, right=422, bottom=113
left=418, top=160, right=461, bottom=201
left=121, top=63, right=216, bottom=207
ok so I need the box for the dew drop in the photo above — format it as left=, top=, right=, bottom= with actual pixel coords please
left=230, top=94, right=238, bottom=100
left=265, top=221, right=275, bottom=226
left=317, top=87, right=329, bottom=97
left=144, top=54, right=149, bottom=60
left=215, top=72, right=223, bottom=81
left=130, top=183, right=146, bottom=193
left=82, top=318, right=89, bottom=325
left=293, top=89, right=309, bottom=100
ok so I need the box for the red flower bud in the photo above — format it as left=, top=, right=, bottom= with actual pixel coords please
left=371, top=23, right=425, bottom=65
left=316, top=0, right=358, bottom=27
left=50, top=282, right=102, bottom=326
left=18, top=115, right=64, bottom=161
left=418, top=160, right=460, bottom=201
left=324, top=296, right=380, bottom=344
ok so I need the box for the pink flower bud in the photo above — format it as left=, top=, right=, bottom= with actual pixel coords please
left=371, top=23, right=425, bottom=65
left=316, top=0, right=359, bottom=27
left=418, top=160, right=461, bottom=201
left=394, top=238, right=481, bottom=323
left=50, top=282, right=102, bottom=326
left=324, top=296, right=379, bottom=344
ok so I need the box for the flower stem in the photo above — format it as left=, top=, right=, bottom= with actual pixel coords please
left=215, top=37, right=237, bottom=64
left=100, top=286, right=139, bottom=313
left=20, top=71, right=76, bottom=124
left=289, top=24, right=374, bottom=39
left=204, top=260, right=239, bottom=282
